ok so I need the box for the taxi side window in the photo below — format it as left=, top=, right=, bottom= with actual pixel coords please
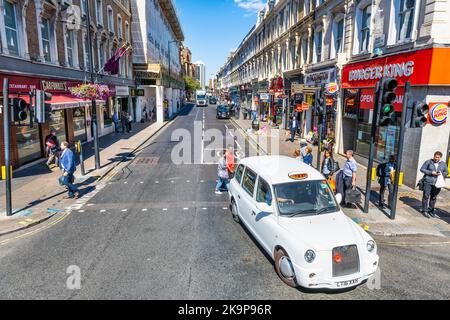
left=256, top=178, right=272, bottom=206
left=242, top=168, right=257, bottom=197
left=235, top=165, right=245, bottom=184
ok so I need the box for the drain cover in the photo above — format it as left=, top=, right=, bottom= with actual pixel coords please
left=134, top=157, right=159, bottom=165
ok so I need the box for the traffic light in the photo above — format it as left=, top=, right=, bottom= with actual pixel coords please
left=411, top=102, right=429, bottom=128
left=379, top=78, right=398, bottom=126
left=315, top=90, right=325, bottom=116
left=10, top=98, right=28, bottom=122
left=35, top=90, right=52, bottom=123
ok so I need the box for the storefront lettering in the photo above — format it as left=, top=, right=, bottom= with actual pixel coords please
left=41, top=81, right=68, bottom=91
left=349, top=61, right=414, bottom=82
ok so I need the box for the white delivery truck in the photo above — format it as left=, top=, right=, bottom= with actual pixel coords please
left=195, top=90, right=207, bottom=107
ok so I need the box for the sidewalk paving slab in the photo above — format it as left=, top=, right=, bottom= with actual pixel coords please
left=230, top=116, right=450, bottom=238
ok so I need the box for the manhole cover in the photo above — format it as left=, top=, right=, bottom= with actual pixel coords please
left=134, top=157, right=159, bottom=165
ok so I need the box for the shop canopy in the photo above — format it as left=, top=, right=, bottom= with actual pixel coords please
left=7, top=94, right=105, bottom=110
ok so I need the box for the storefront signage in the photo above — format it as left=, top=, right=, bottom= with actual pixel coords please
left=135, top=71, right=160, bottom=80
left=260, top=93, right=270, bottom=100
left=41, top=81, right=68, bottom=92
left=342, top=49, right=440, bottom=88
left=359, top=88, right=405, bottom=112
left=131, top=89, right=145, bottom=97
left=305, top=68, right=336, bottom=86
left=291, top=83, right=304, bottom=94
left=325, top=83, right=339, bottom=96
left=302, top=102, right=310, bottom=111
left=115, top=86, right=130, bottom=97
left=429, top=103, right=448, bottom=125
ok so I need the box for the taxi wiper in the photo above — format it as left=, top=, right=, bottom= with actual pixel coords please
left=314, top=207, right=337, bottom=215
left=287, top=207, right=336, bottom=218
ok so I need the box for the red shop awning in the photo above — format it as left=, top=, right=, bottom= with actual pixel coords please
left=7, top=94, right=100, bottom=110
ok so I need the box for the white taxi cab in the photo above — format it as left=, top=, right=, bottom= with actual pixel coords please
left=228, top=156, right=379, bottom=290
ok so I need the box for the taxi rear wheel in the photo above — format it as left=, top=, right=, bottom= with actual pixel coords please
left=274, top=248, right=298, bottom=288
left=231, top=200, right=241, bottom=223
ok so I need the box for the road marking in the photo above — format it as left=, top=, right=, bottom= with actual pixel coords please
left=183, top=208, right=189, bottom=211
left=121, top=209, right=127, bottom=212
left=202, top=208, right=207, bottom=210
left=378, top=240, right=450, bottom=248
left=163, top=208, right=168, bottom=211
left=142, top=208, right=148, bottom=212
left=100, top=210, right=106, bottom=213
left=155, top=181, right=159, bottom=184
left=78, top=210, right=85, bottom=213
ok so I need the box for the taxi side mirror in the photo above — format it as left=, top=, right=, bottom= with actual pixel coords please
left=256, top=202, right=274, bottom=214
left=336, top=194, right=343, bottom=205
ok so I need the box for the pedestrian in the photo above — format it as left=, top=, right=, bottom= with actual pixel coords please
left=112, top=111, right=119, bottom=133
left=226, top=146, right=235, bottom=179
left=299, top=139, right=308, bottom=159
left=142, top=106, right=148, bottom=122
left=215, top=150, right=230, bottom=195
left=342, top=150, right=358, bottom=207
left=287, top=116, right=298, bottom=143
left=293, top=149, right=302, bottom=161
left=128, top=113, right=133, bottom=132
left=376, top=155, right=396, bottom=209
left=120, top=111, right=127, bottom=134
left=420, top=151, right=449, bottom=218
left=59, top=141, right=79, bottom=199
left=321, top=150, right=335, bottom=180
left=303, top=146, right=313, bottom=166
left=45, top=128, right=60, bottom=167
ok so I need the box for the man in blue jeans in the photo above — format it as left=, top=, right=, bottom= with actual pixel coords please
left=59, top=141, right=80, bottom=199
left=342, top=150, right=358, bottom=207
left=215, top=151, right=230, bottom=195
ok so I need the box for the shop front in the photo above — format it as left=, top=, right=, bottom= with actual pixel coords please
left=341, top=47, right=450, bottom=187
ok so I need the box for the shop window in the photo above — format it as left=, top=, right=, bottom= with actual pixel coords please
left=73, top=107, right=87, bottom=142
left=15, top=108, right=42, bottom=165
left=4, top=1, right=19, bottom=56
left=49, top=109, right=67, bottom=142
left=103, top=105, right=113, bottom=127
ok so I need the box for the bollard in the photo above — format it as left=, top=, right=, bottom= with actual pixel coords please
left=77, top=141, right=86, bottom=176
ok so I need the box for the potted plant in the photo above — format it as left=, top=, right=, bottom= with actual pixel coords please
left=70, top=83, right=110, bottom=100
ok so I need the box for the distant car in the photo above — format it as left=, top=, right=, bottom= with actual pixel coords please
left=209, top=97, right=217, bottom=105
left=216, top=105, right=230, bottom=119
left=228, top=156, right=379, bottom=290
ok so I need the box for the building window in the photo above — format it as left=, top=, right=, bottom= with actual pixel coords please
left=398, top=0, right=415, bottom=41
left=314, top=29, right=322, bottom=62
left=117, top=15, right=122, bottom=39
left=99, top=43, right=105, bottom=72
left=108, top=7, right=114, bottom=33
left=96, top=0, right=103, bottom=26
left=41, top=19, right=51, bottom=62
left=360, top=5, right=371, bottom=53
left=125, top=22, right=129, bottom=42
left=4, top=1, right=19, bottom=56
left=84, top=35, right=90, bottom=70
left=302, top=37, right=308, bottom=65
left=81, top=0, right=87, bottom=15
left=332, top=18, right=344, bottom=58
left=66, top=30, right=74, bottom=67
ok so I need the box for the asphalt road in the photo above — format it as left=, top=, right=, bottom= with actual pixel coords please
left=0, top=104, right=449, bottom=300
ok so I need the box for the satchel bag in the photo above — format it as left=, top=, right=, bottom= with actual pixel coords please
left=345, top=188, right=362, bottom=204
left=417, top=177, right=426, bottom=191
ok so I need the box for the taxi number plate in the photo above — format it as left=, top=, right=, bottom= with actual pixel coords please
left=336, top=278, right=359, bottom=288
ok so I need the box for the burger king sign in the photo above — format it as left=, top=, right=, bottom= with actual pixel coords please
left=429, top=103, right=448, bottom=125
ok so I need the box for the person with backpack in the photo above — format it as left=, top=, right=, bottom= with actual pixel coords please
left=420, top=151, right=448, bottom=218
left=45, top=128, right=60, bottom=167
left=376, top=155, right=396, bottom=209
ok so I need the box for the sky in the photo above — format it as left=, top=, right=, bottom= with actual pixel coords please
left=174, top=0, right=266, bottom=79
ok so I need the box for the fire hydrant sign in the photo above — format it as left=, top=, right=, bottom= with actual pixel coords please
left=429, top=103, right=448, bottom=125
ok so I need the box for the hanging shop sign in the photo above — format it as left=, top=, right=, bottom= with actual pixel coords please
left=291, top=83, right=304, bottom=94
left=130, top=89, right=145, bottom=97
left=276, top=94, right=288, bottom=100
left=115, top=86, right=130, bottom=97
left=302, top=102, right=310, bottom=111
left=325, top=82, right=339, bottom=96
left=429, top=103, right=448, bottom=125
left=260, top=93, right=270, bottom=101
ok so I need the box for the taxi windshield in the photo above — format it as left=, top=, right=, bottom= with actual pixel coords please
left=273, top=180, right=339, bottom=217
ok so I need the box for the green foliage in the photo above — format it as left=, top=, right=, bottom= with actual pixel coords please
left=184, top=76, right=200, bottom=93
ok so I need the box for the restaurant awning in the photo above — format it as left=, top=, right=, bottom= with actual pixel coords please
left=8, top=94, right=106, bottom=110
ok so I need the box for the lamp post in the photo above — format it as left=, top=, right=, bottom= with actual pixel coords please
left=85, top=0, right=101, bottom=170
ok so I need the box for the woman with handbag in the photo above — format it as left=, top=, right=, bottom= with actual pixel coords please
left=215, top=150, right=230, bottom=195
left=420, top=151, right=448, bottom=218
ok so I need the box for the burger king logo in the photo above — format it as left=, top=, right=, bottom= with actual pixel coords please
left=325, top=83, right=339, bottom=96
left=429, top=103, right=448, bottom=125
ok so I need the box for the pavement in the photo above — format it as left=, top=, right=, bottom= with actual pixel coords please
left=0, top=116, right=169, bottom=237
left=230, top=116, right=450, bottom=238
left=0, top=103, right=449, bottom=300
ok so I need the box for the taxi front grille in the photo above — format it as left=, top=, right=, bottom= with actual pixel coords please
left=332, top=245, right=360, bottom=277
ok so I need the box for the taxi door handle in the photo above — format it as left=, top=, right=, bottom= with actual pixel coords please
left=252, top=211, right=256, bottom=216
left=238, top=195, right=241, bottom=199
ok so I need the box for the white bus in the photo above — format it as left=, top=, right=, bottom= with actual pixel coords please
left=195, top=90, right=207, bottom=107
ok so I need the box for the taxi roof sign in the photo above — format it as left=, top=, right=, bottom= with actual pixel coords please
left=288, top=172, right=309, bottom=180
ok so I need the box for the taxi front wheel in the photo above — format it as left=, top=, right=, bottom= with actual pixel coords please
left=274, top=248, right=298, bottom=288
left=231, top=200, right=241, bottom=223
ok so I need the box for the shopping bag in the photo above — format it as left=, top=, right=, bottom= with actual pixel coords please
left=345, top=188, right=362, bottom=204
left=436, top=174, right=446, bottom=189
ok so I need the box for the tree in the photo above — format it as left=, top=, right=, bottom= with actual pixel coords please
left=184, top=76, right=200, bottom=97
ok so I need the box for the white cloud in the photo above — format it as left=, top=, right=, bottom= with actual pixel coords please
left=234, top=0, right=265, bottom=13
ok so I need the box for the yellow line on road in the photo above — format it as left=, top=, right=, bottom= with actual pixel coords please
left=378, top=240, right=450, bottom=248
left=0, top=211, right=71, bottom=247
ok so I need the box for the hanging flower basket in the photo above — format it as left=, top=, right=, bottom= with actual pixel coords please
left=70, top=83, right=110, bottom=101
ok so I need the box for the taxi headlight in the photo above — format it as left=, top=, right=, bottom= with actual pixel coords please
left=304, top=250, right=316, bottom=263
left=367, top=240, right=376, bottom=253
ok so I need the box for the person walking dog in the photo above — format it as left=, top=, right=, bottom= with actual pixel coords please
left=420, top=151, right=448, bottom=218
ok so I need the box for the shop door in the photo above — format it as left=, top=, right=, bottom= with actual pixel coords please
left=15, top=108, right=42, bottom=165
left=49, top=109, right=67, bottom=143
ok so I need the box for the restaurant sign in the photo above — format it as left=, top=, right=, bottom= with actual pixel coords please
left=429, top=103, right=448, bottom=125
